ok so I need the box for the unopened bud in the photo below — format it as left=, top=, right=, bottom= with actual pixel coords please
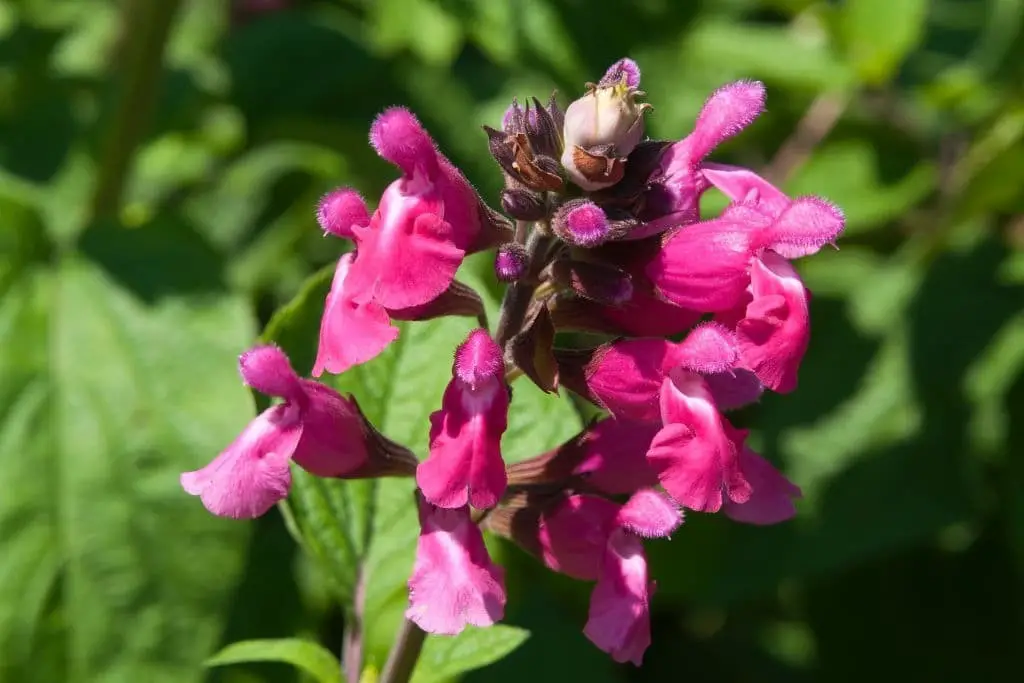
left=552, top=199, right=610, bottom=247
left=500, top=188, right=546, bottom=221
left=317, top=187, right=370, bottom=239
left=494, top=242, right=530, bottom=282
left=560, top=58, right=650, bottom=191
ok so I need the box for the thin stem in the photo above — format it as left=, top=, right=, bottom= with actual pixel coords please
left=343, top=568, right=368, bottom=683
left=90, top=0, right=184, bottom=221
left=378, top=618, right=428, bottom=683
left=763, top=91, right=848, bottom=186
left=495, top=228, right=548, bottom=347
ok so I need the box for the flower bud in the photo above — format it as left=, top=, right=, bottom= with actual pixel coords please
left=552, top=199, right=610, bottom=247
left=560, top=58, right=651, bottom=191
left=547, top=258, right=634, bottom=306
left=500, top=188, right=547, bottom=221
left=494, top=242, right=530, bottom=282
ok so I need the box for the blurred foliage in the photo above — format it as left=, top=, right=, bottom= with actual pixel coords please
left=0, top=0, right=1022, bottom=682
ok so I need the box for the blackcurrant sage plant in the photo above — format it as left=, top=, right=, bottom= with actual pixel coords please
left=182, top=58, right=844, bottom=671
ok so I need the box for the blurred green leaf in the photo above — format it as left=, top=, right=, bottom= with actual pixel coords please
left=206, top=638, right=343, bottom=683
left=0, top=236, right=256, bottom=681
left=411, top=625, right=530, bottom=683
left=839, top=0, right=929, bottom=84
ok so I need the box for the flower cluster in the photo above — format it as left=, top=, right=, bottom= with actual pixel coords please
left=181, top=58, right=843, bottom=666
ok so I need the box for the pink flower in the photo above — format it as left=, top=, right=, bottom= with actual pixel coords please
left=417, top=329, right=510, bottom=509
left=729, top=251, right=811, bottom=393
left=407, top=501, right=506, bottom=635
left=314, top=252, right=400, bottom=377
left=316, top=188, right=371, bottom=239
left=181, top=345, right=369, bottom=519
left=342, top=108, right=487, bottom=310
left=579, top=322, right=744, bottom=421
left=646, top=375, right=752, bottom=512
left=538, top=490, right=681, bottom=665
left=723, top=446, right=802, bottom=525
left=633, top=80, right=766, bottom=237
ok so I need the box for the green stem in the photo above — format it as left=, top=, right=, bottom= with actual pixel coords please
left=378, top=618, right=428, bottom=683
left=89, top=0, right=184, bottom=222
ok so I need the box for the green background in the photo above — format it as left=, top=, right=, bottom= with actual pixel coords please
left=1, top=0, right=1022, bottom=681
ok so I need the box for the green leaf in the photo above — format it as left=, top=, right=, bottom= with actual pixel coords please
left=839, top=0, right=929, bottom=84
left=206, top=638, right=343, bottom=683
left=0, top=218, right=257, bottom=682
left=411, top=626, right=530, bottom=683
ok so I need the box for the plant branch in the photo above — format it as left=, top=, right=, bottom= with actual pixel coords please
left=343, top=567, right=368, bottom=683
left=763, top=91, right=848, bottom=186
left=378, top=618, right=428, bottom=683
left=89, top=0, right=184, bottom=222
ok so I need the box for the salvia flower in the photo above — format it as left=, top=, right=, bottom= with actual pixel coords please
left=417, top=329, right=510, bottom=509
left=182, top=57, right=842, bottom=668
left=182, top=345, right=415, bottom=519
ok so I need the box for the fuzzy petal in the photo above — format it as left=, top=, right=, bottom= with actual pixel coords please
left=760, top=196, right=845, bottom=259
left=583, top=531, right=653, bottom=666
left=675, top=322, right=739, bottom=374
left=407, top=503, right=506, bottom=635
left=313, top=253, right=400, bottom=377
left=238, top=344, right=303, bottom=402
left=617, top=489, right=682, bottom=538
left=724, top=448, right=802, bottom=525
left=290, top=382, right=370, bottom=477
left=180, top=404, right=301, bottom=519
left=317, top=188, right=370, bottom=239
left=735, top=253, right=810, bottom=393
left=370, top=107, right=441, bottom=179
left=600, top=286, right=703, bottom=337
left=685, top=80, right=766, bottom=162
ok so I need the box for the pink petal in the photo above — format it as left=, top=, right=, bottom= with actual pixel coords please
left=645, top=217, right=757, bottom=312
left=724, top=447, right=802, bottom=525
left=180, top=404, right=302, bottom=519
left=317, top=188, right=370, bottom=239
left=571, top=418, right=661, bottom=495
left=617, top=489, right=682, bottom=538
left=418, top=345, right=510, bottom=509
left=685, top=80, right=766, bottom=162
left=537, top=494, right=619, bottom=581
left=454, top=329, right=503, bottom=388
left=238, top=344, right=303, bottom=401
left=675, top=322, right=738, bottom=374
left=647, top=377, right=750, bottom=512
left=290, top=381, right=370, bottom=478
left=701, top=163, right=789, bottom=214
left=407, top=503, right=506, bottom=635
left=313, top=253, right=400, bottom=377
left=735, top=253, right=810, bottom=393
left=583, top=531, right=653, bottom=666
left=345, top=189, right=464, bottom=310
left=599, top=58, right=641, bottom=88
left=369, top=107, right=441, bottom=179
left=585, top=339, right=679, bottom=421
left=760, top=196, right=845, bottom=259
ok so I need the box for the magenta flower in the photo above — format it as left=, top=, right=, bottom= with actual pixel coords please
left=341, top=108, right=495, bottom=311
left=181, top=345, right=371, bottom=518
left=648, top=375, right=752, bottom=512
left=537, top=490, right=681, bottom=664
left=724, top=445, right=803, bottom=525
left=407, top=501, right=506, bottom=635
left=417, top=329, right=510, bottom=509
